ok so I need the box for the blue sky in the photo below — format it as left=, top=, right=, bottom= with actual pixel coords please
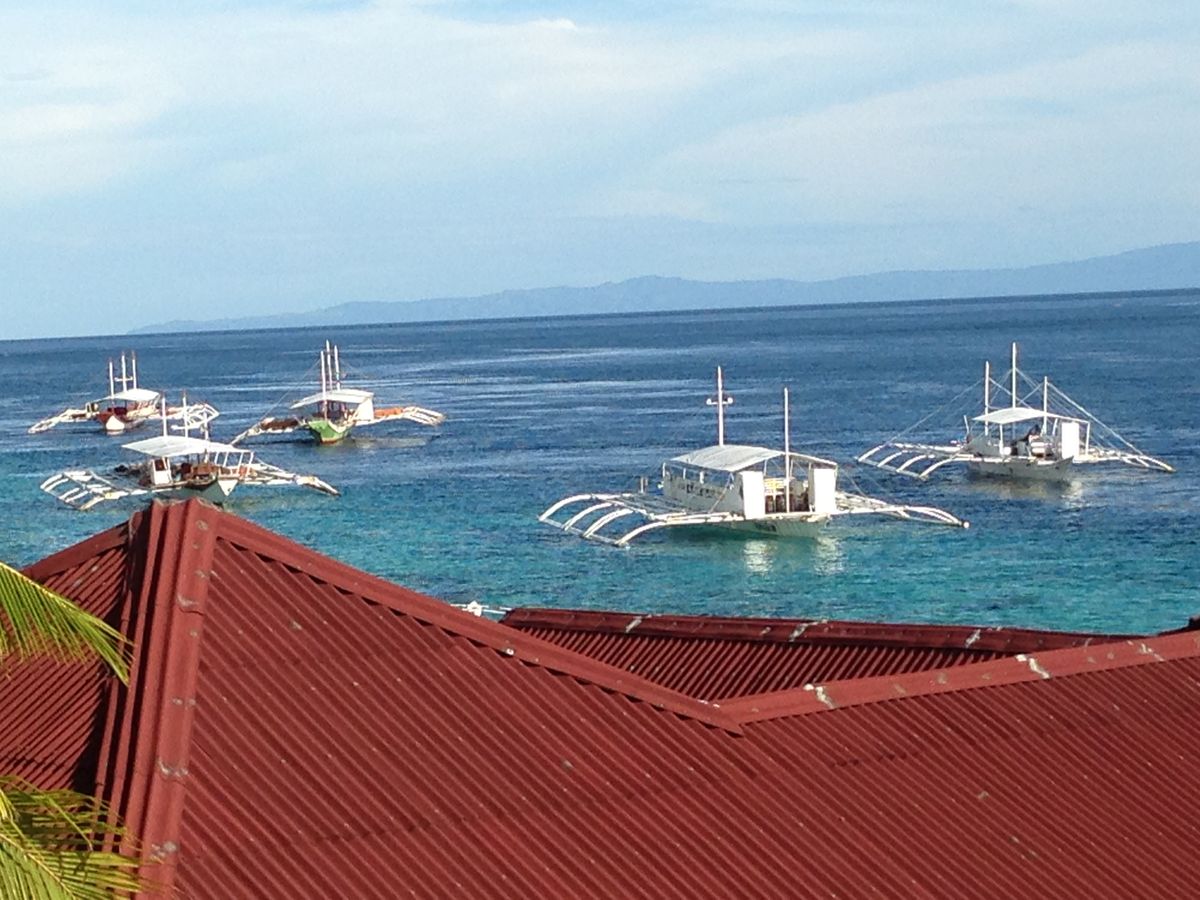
left=2, top=1, right=1198, bottom=338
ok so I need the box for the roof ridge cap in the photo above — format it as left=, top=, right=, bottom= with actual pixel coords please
left=720, top=631, right=1200, bottom=724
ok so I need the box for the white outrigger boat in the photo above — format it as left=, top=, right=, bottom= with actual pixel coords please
left=858, top=342, right=1175, bottom=482
left=28, top=352, right=213, bottom=436
left=233, top=341, right=445, bottom=446
left=540, top=368, right=967, bottom=546
left=41, top=397, right=338, bottom=511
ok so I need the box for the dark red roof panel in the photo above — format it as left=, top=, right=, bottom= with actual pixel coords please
left=3, top=527, right=132, bottom=793
left=502, top=606, right=1128, bottom=700
left=10, top=500, right=1200, bottom=899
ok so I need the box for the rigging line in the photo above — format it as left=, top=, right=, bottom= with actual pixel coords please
left=1047, top=383, right=1148, bottom=452
left=248, top=354, right=324, bottom=424
left=877, top=376, right=983, bottom=445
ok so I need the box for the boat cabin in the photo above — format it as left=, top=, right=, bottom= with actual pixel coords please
left=662, top=444, right=839, bottom=519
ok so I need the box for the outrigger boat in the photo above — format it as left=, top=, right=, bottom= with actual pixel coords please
left=233, top=341, right=445, bottom=445
left=540, top=368, right=967, bottom=546
left=41, top=397, right=339, bottom=511
left=858, top=342, right=1175, bottom=482
left=28, top=352, right=207, bottom=436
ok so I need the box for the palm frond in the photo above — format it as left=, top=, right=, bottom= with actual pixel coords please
left=0, top=563, right=129, bottom=684
left=0, top=779, right=146, bottom=899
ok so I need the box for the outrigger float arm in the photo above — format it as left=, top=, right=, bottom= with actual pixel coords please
left=40, top=460, right=338, bottom=510
left=857, top=442, right=975, bottom=479
left=367, top=405, right=446, bottom=427
left=540, top=488, right=967, bottom=547
left=28, top=407, right=95, bottom=434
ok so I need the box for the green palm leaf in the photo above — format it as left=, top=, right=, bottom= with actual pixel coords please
left=3, top=562, right=148, bottom=896
left=0, top=562, right=129, bottom=684
left=0, top=779, right=145, bottom=899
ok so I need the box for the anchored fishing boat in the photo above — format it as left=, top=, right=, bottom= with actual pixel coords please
left=29, top=352, right=212, bottom=436
left=233, top=341, right=446, bottom=445
left=858, top=342, right=1175, bottom=482
left=540, top=368, right=967, bottom=546
left=41, top=397, right=338, bottom=510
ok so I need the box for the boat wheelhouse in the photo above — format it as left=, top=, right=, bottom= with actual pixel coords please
left=540, top=368, right=967, bottom=546
left=41, top=399, right=338, bottom=510
left=858, top=342, right=1174, bottom=482
left=234, top=342, right=446, bottom=445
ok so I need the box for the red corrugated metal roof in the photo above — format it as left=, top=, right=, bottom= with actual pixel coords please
left=9, top=499, right=1200, bottom=898
left=501, top=607, right=1128, bottom=700
left=2, top=523, right=133, bottom=793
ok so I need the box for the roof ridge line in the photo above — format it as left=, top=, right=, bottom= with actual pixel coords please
left=503, top=607, right=1128, bottom=652
left=195, top=501, right=744, bottom=734
left=21, top=519, right=128, bottom=582
left=720, top=631, right=1200, bottom=724
left=99, top=501, right=218, bottom=891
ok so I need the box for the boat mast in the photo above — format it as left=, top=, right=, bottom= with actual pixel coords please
left=131, top=352, right=137, bottom=389
left=108, top=358, right=115, bottom=399
left=1010, top=342, right=1018, bottom=408
left=783, top=386, right=791, bottom=513
left=332, top=344, right=341, bottom=390
left=706, top=366, right=733, bottom=445
left=983, top=360, right=990, bottom=438
left=1042, top=376, right=1049, bottom=433
left=119, top=353, right=128, bottom=392
left=320, top=343, right=329, bottom=401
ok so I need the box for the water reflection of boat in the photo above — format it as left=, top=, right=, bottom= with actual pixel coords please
left=540, top=368, right=967, bottom=546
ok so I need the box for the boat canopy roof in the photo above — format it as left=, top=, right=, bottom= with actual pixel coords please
left=670, top=444, right=782, bottom=472
left=973, top=407, right=1047, bottom=426
left=106, top=387, right=161, bottom=403
left=291, top=388, right=374, bottom=408
left=123, top=435, right=245, bottom=458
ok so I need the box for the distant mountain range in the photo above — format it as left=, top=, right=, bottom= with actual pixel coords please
left=133, top=241, right=1200, bottom=334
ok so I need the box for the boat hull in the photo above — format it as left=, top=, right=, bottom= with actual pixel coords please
left=711, top=514, right=830, bottom=539
left=967, top=457, right=1076, bottom=482
left=306, top=418, right=353, bottom=445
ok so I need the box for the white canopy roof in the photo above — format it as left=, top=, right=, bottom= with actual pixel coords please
left=123, top=435, right=245, bottom=458
left=670, top=444, right=781, bottom=472
left=291, top=388, right=374, bottom=409
left=107, top=387, right=161, bottom=403
left=973, top=407, right=1046, bottom=426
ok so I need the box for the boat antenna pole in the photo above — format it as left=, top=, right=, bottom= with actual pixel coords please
left=160, top=395, right=168, bottom=438
left=320, top=342, right=329, bottom=411
left=983, top=359, right=991, bottom=439
left=783, top=386, right=791, bottom=513
left=706, top=366, right=733, bottom=445
left=1011, top=342, right=1018, bottom=408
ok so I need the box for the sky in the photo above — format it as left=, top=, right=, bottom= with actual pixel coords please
left=2, top=1, right=1198, bottom=339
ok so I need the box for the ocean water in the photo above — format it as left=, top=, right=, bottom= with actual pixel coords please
left=2, top=291, right=1197, bottom=634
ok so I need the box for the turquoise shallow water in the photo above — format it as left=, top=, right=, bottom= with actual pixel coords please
left=2, top=291, right=1197, bottom=633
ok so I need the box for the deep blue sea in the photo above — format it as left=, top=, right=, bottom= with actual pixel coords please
left=2, top=292, right=1197, bottom=633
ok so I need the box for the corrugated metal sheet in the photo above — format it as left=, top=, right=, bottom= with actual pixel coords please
left=742, top=637, right=1200, bottom=897
left=9, top=500, right=1200, bottom=898
left=3, top=529, right=132, bottom=793
left=502, top=607, right=1127, bottom=700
